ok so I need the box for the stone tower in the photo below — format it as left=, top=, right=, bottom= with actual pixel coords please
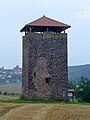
left=20, top=16, right=71, bottom=100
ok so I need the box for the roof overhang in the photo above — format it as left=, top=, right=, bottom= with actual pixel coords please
left=20, top=25, right=71, bottom=33
left=20, top=16, right=71, bottom=33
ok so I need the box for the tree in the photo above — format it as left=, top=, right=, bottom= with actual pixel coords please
left=68, top=81, right=76, bottom=89
left=75, top=77, right=90, bottom=102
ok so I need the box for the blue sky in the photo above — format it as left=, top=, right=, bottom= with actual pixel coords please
left=0, top=0, right=90, bottom=68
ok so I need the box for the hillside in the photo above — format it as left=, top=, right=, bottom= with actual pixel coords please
left=0, top=64, right=90, bottom=84
left=0, top=65, right=22, bottom=84
left=68, top=64, right=90, bottom=83
left=0, top=83, right=21, bottom=93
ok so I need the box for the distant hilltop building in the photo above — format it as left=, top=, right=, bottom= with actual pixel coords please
left=0, top=65, right=22, bottom=84
left=20, top=16, right=71, bottom=100
left=13, top=65, right=22, bottom=74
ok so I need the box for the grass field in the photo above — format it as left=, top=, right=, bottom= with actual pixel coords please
left=0, top=96, right=90, bottom=120
left=0, top=83, right=21, bottom=93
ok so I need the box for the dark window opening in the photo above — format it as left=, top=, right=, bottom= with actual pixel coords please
left=46, top=78, right=50, bottom=84
left=34, top=73, right=36, bottom=77
left=50, top=54, right=53, bottom=59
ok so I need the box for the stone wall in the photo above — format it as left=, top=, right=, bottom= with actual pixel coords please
left=22, top=32, right=68, bottom=100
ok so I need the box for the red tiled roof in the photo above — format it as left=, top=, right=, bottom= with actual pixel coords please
left=20, top=16, right=71, bottom=32
left=26, top=16, right=70, bottom=27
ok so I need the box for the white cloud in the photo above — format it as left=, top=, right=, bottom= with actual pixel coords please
left=75, top=8, right=90, bottom=19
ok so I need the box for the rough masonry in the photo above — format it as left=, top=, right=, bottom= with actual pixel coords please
left=22, top=32, right=68, bottom=100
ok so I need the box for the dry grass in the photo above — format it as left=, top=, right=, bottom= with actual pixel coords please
left=0, top=95, right=19, bottom=100
left=0, top=96, right=90, bottom=120
left=0, top=103, right=90, bottom=120
left=0, top=83, right=21, bottom=93
left=0, top=103, right=22, bottom=118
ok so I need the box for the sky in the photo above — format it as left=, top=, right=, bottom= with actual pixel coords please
left=0, top=0, right=90, bottom=68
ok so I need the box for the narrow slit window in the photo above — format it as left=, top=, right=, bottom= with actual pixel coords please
left=34, top=73, right=36, bottom=77
left=46, top=78, right=50, bottom=84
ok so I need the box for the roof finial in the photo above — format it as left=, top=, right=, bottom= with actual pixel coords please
left=43, top=14, right=45, bottom=17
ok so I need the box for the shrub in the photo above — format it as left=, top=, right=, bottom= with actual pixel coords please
left=19, top=95, right=29, bottom=101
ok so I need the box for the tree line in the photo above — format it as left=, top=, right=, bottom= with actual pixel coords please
left=68, top=77, right=90, bottom=102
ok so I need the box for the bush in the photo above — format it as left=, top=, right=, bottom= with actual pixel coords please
left=19, top=95, right=29, bottom=101
left=77, top=98, right=83, bottom=102
left=3, top=92, right=8, bottom=95
left=75, top=77, right=90, bottom=103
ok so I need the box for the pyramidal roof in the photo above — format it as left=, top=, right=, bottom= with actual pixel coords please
left=20, top=16, right=71, bottom=32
